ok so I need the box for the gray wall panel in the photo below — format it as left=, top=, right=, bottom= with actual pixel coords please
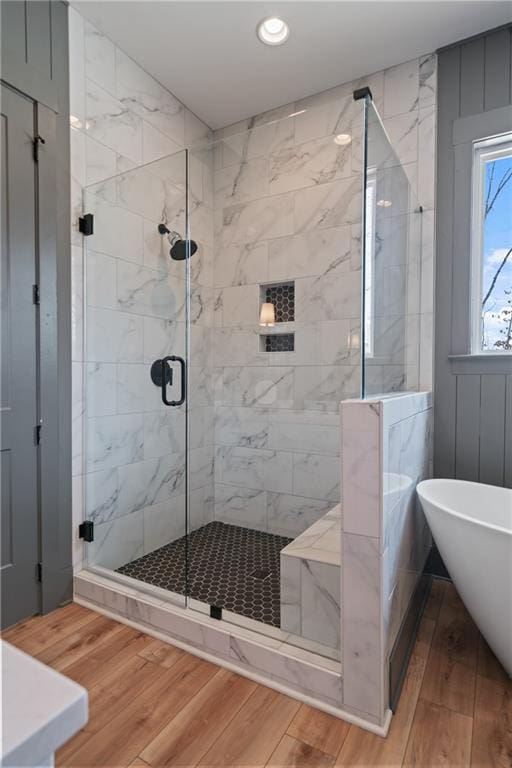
left=505, top=376, right=512, bottom=487
left=455, top=375, right=481, bottom=480
left=479, top=375, right=506, bottom=485
left=460, top=39, right=485, bottom=117
left=433, top=45, right=460, bottom=479
left=0, top=1, right=58, bottom=111
left=484, top=28, right=512, bottom=111
left=0, top=2, right=27, bottom=63
left=435, top=25, right=512, bottom=489
left=26, top=1, right=53, bottom=79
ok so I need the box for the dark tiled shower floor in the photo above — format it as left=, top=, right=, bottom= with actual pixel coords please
left=116, top=521, right=292, bottom=628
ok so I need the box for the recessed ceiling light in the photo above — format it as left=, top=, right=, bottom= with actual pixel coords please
left=257, top=17, right=290, bottom=46
left=334, top=133, right=352, bottom=146
left=377, top=199, right=393, bottom=208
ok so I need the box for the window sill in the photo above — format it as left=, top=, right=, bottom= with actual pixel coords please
left=448, top=354, right=512, bottom=374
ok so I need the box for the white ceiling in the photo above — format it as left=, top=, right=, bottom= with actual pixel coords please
left=72, top=1, right=512, bottom=129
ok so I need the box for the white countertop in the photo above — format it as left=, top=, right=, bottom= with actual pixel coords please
left=1, top=641, right=88, bottom=767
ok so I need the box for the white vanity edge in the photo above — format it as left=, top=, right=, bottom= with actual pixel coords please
left=1, top=641, right=88, bottom=768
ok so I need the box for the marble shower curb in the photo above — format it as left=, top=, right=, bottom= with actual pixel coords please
left=74, top=569, right=391, bottom=736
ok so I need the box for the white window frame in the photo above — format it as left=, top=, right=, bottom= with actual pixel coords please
left=470, top=131, right=512, bottom=354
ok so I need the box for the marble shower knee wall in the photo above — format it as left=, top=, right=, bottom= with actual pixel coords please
left=341, top=392, right=433, bottom=721
left=70, top=3, right=436, bottom=571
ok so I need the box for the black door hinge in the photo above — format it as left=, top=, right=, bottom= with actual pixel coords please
left=79, top=520, right=94, bottom=542
left=35, top=424, right=42, bottom=445
left=79, top=213, right=94, bottom=236
left=32, top=284, right=40, bottom=305
left=33, top=135, right=46, bottom=162
left=36, top=562, right=42, bottom=582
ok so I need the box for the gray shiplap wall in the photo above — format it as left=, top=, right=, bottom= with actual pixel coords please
left=435, top=25, right=512, bottom=488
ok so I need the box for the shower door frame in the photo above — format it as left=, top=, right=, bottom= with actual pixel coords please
left=80, top=148, right=191, bottom=610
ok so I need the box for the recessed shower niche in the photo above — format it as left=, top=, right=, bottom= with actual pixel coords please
left=259, top=281, right=295, bottom=352
left=260, top=281, right=295, bottom=324
left=260, top=333, right=295, bottom=352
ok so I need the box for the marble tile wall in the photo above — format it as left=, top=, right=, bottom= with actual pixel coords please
left=210, top=56, right=436, bottom=537
left=209, top=95, right=361, bottom=536
left=340, top=392, right=433, bottom=722
left=380, top=393, right=433, bottom=657
left=70, top=8, right=213, bottom=572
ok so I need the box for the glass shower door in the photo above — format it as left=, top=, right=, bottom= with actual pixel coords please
left=81, top=149, right=189, bottom=607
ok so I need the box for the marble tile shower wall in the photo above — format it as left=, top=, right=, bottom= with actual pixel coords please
left=210, top=56, right=436, bottom=537
left=69, top=8, right=214, bottom=572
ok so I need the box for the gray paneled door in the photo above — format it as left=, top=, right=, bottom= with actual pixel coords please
left=1, top=85, right=40, bottom=628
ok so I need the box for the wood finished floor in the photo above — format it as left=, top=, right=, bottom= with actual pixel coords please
left=3, top=580, right=511, bottom=767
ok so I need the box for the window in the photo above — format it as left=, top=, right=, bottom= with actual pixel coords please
left=471, top=132, right=512, bottom=353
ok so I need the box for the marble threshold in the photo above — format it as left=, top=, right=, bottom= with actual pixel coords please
left=74, top=568, right=392, bottom=736
left=88, top=562, right=341, bottom=662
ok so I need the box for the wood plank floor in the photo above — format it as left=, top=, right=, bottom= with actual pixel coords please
left=3, top=580, right=511, bottom=767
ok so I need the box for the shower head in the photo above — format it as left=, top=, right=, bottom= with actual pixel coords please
left=157, top=223, right=198, bottom=261
left=171, top=238, right=198, bottom=261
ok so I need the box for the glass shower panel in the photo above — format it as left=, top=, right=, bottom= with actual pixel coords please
left=362, top=98, right=422, bottom=397
left=187, top=96, right=363, bottom=660
left=82, top=149, right=189, bottom=606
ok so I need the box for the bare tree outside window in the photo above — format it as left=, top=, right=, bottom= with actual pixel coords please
left=480, top=149, right=512, bottom=351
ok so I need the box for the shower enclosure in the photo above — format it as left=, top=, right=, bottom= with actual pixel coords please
left=80, top=90, right=422, bottom=662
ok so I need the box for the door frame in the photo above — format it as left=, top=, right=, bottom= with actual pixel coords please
left=37, top=98, right=72, bottom=612
left=0, top=82, right=72, bottom=617
left=1, top=83, right=41, bottom=626
left=1, top=2, right=72, bottom=621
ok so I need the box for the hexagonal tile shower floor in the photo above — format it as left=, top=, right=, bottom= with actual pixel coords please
left=116, top=521, right=292, bottom=628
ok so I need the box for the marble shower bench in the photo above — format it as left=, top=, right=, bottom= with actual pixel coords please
left=280, top=505, right=341, bottom=653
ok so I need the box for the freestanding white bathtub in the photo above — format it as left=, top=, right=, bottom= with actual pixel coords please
left=417, top=479, right=512, bottom=677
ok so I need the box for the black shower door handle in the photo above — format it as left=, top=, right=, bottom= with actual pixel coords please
left=161, top=355, right=186, bottom=406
